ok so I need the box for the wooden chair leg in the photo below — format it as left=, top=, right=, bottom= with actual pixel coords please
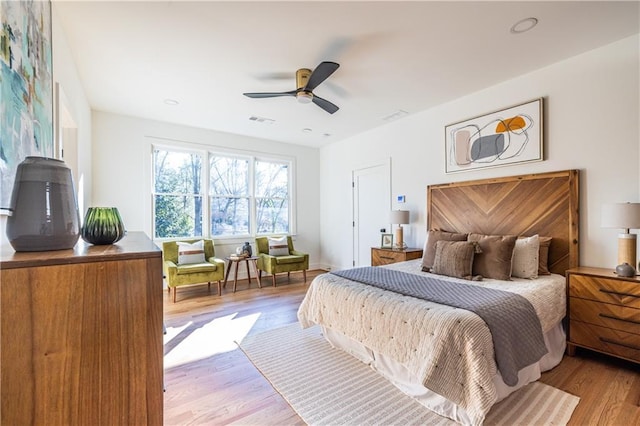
left=272, top=274, right=276, bottom=287
left=173, top=287, right=177, bottom=303
left=208, top=282, right=211, bottom=291
left=217, top=280, right=222, bottom=296
left=287, top=271, right=290, bottom=282
left=303, top=269, right=307, bottom=282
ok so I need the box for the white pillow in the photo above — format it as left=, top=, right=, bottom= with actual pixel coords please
left=176, top=240, right=206, bottom=264
left=268, top=236, right=289, bottom=256
left=511, top=235, right=539, bottom=279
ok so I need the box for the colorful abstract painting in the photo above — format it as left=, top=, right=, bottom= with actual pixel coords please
left=445, top=98, right=543, bottom=173
left=0, top=0, right=53, bottom=213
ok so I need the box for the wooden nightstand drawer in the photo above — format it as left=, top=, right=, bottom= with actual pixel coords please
left=371, top=248, right=423, bottom=266
left=569, top=274, right=640, bottom=308
left=570, top=320, right=640, bottom=363
left=570, top=298, right=640, bottom=335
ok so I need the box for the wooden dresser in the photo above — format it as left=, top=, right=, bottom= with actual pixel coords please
left=566, top=266, right=640, bottom=364
left=0, top=232, right=163, bottom=425
left=371, top=247, right=423, bottom=266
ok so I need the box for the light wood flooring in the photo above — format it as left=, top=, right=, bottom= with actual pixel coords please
left=163, top=270, right=640, bottom=425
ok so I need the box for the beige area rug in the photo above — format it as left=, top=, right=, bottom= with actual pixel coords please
left=238, top=323, right=580, bottom=426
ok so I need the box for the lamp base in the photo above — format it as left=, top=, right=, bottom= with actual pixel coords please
left=394, top=226, right=406, bottom=250
left=617, top=233, right=637, bottom=268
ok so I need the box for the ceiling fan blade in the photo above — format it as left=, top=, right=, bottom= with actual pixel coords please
left=312, top=95, right=339, bottom=114
left=304, top=61, right=339, bottom=92
left=243, top=90, right=296, bottom=99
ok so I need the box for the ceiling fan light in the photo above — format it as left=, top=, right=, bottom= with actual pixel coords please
left=297, top=91, right=313, bottom=104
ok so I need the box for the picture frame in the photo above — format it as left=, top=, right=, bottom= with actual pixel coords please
left=445, top=98, right=543, bottom=174
left=0, top=0, right=54, bottom=214
left=381, top=233, right=393, bottom=248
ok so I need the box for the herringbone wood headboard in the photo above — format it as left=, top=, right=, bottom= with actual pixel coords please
left=427, top=170, right=579, bottom=275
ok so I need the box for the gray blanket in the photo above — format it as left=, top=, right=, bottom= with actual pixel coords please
left=331, top=267, right=548, bottom=386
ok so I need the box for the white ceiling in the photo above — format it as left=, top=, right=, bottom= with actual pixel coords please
left=53, top=1, right=639, bottom=148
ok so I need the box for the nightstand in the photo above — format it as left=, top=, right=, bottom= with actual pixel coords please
left=371, top=247, right=423, bottom=266
left=566, top=266, right=640, bottom=364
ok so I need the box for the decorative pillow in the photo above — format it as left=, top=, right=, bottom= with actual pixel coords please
left=512, top=235, right=540, bottom=279
left=431, top=240, right=476, bottom=279
left=176, top=240, right=206, bottom=264
left=467, top=233, right=517, bottom=280
left=268, top=236, right=290, bottom=256
left=421, top=230, right=468, bottom=271
left=538, top=236, right=552, bottom=275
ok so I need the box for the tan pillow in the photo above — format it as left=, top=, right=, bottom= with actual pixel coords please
left=421, top=230, right=468, bottom=271
left=431, top=240, right=476, bottom=279
left=512, top=235, right=539, bottom=279
left=468, top=233, right=517, bottom=280
left=538, top=237, right=552, bottom=275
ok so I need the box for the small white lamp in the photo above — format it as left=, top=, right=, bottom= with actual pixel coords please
left=601, top=202, right=640, bottom=269
left=390, top=210, right=410, bottom=250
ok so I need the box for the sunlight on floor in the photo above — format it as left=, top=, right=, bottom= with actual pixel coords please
left=163, top=312, right=260, bottom=369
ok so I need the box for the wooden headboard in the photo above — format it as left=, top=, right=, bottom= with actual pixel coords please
left=427, top=170, right=579, bottom=275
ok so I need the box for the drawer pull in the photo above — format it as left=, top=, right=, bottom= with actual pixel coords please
left=599, top=288, right=640, bottom=299
left=380, top=256, right=395, bottom=260
left=599, top=313, right=640, bottom=325
left=599, top=337, right=640, bottom=351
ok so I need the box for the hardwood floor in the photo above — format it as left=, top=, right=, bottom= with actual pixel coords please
left=163, top=270, right=640, bottom=425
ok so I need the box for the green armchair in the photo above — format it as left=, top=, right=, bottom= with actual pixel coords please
left=255, top=236, right=309, bottom=287
left=162, top=239, right=225, bottom=302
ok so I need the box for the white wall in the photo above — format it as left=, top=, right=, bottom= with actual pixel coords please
left=319, top=35, right=640, bottom=271
left=0, top=6, right=92, bottom=250
left=91, top=111, right=321, bottom=270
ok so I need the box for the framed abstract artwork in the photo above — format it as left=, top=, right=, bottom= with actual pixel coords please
left=445, top=98, right=543, bottom=174
left=0, top=0, right=54, bottom=213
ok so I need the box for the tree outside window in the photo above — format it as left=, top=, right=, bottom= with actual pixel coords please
left=209, top=155, right=250, bottom=235
left=153, top=149, right=202, bottom=238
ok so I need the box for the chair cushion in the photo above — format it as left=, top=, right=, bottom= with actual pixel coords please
left=177, top=240, right=206, bottom=264
left=268, top=236, right=290, bottom=256
left=275, top=255, right=305, bottom=265
left=176, top=262, right=217, bottom=275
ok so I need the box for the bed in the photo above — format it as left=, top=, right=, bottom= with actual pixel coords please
left=298, top=170, right=579, bottom=426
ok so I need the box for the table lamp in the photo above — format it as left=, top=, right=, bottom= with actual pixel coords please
left=601, top=202, right=640, bottom=269
left=390, top=210, right=410, bottom=249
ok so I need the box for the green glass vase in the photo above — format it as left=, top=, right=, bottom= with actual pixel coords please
left=81, top=207, right=126, bottom=245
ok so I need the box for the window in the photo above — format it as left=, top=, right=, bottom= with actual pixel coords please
left=153, top=149, right=203, bottom=238
left=209, top=155, right=250, bottom=236
left=255, top=160, right=289, bottom=234
left=153, top=145, right=292, bottom=239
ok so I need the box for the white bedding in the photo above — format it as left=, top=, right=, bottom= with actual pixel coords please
left=297, top=259, right=566, bottom=426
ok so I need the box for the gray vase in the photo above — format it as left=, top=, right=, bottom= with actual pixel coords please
left=6, top=157, right=80, bottom=251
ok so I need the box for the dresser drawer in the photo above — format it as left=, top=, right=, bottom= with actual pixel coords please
left=372, top=250, right=406, bottom=265
left=570, top=298, right=640, bottom=335
left=569, top=274, right=640, bottom=308
left=570, top=320, right=640, bottom=363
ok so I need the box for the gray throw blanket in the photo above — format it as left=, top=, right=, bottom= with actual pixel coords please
left=331, top=267, right=548, bottom=386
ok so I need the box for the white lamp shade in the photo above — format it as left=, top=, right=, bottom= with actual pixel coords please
left=601, top=203, right=640, bottom=230
left=390, top=210, right=410, bottom=225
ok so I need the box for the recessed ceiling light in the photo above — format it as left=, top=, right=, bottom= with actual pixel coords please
left=302, top=128, right=313, bottom=133
left=510, top=17, right=538, bottom=34
left=164, top=98, right=179, bottom=106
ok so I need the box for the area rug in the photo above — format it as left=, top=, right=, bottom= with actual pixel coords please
left=238, top=323, right=580, bottom=426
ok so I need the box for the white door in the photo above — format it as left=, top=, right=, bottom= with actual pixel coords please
left=352, top=161, right=391, bottom=266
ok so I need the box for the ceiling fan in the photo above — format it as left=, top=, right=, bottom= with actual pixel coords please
left=243, top=61, right=340, bottom=114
